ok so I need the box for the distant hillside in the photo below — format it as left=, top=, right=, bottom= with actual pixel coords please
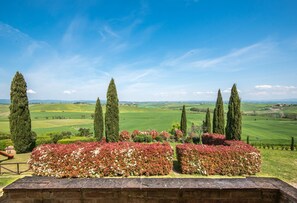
left=0, top=99, right=297, bottom=105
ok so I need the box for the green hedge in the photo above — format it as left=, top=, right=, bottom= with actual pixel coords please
left=0, top=139, right=13, bottom=150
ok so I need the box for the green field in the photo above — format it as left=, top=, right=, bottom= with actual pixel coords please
left=1, top=102, right=296, bottom=145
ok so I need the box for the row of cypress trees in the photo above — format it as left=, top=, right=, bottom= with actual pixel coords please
left=9, top=71, right=120, bottom=154
left=94, top=78, right=119, bottom=142
left=204, top=84, right=242, bottom=140
left=9, top=70, right=241, bottom=153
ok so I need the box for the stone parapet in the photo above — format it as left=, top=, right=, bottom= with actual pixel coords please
left=1, top=177, right=297, bottom=203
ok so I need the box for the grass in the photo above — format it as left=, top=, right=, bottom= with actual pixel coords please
left=1, top=103, right=296, bottom=145
left=258, top=149, right=297, bottom=184
left=0, top=153, right=32, bottom=194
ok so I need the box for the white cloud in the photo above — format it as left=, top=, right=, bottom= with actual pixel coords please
left=222, top=88, right=241, bottom=93
left=255, top=85, right=296, bottom=90
left=193, top=91, right=215, bottom=95
left=63, top=90, right=76, bottom=95
left=247, top=85, right=297, bottom=100
left=27, top=89, right=37, bottom=94
left=255, top=85, right=273, bottom=89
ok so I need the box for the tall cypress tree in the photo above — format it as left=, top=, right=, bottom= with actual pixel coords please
left=9, top=72, right=35, bottom=153
left=94, top=97, right=104, bottom=141
left=225, top=84, right=242, bottom=140
left=180, top=105, right=187, bottom=137
left=213, top=89, right=225, bottom=134
left=105, top=78, right=119, bottom=142
left=205, top=108, right=211, bottom=133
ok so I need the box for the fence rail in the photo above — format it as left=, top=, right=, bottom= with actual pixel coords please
left=0, top=162, right=31, bottom=175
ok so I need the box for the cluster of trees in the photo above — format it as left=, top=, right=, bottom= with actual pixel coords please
left=94, top=78, right=119, bottom=142
left=202, top=84, right=242, bottom=140
left=180, top=84, right=242, bottom=141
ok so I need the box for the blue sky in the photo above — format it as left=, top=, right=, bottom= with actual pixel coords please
left=0, top=0, right=297, bottom=101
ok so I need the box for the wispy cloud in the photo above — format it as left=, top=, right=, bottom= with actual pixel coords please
left=222, top=88, right=241, bottom=93
left=246, top=85, right=297, bottom=99
left=161, top=40, right=276, bottom=72
left=63, top=90, right=76, bottom=95
left=27, top=89, right=36, bottom=94
left=193, top=91, right=215, bottom=95
left=0, top=21, right=51, bottom=57
left=255, top=85, right=296, bottom=90
left=0, top=21, right=31, bottom=41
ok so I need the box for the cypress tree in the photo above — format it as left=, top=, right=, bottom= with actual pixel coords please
left=9, top=71, right=35, bottom=153
left=225, top=84, right=242, bottom=140
left=213, top=89, right=225, bottom=134
left=291, top=137, right=295, bottom=151
left=94, top=97, right=104, bottom=141
left=205, top=108, right=211, bottom=133
left=105, top=78, right=119, bottom=142
left=180, top=105, right=187, bottom=137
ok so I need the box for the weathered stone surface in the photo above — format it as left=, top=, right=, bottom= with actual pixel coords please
left=1, top=177, right=297, bottom=203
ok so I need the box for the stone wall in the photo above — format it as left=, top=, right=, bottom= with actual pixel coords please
left=1, top=177, right=297, bottom=203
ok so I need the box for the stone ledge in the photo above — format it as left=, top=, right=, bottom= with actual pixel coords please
left=2, top=177, right=297, bottom=203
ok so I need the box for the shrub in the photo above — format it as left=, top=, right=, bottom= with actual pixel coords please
left=159, top=131, right=170, bottom=141
left=150, top=130, right=159, bottom=139
left=168, top=122, right=180, bottom=135
left=131, top=130, right=141, bottom=138
left=77, top=128, right=92, bottom=137
left=0, top=139, right=13, bottom=150
left=184, top=136, right=193, bottom=143
left=57, top=137, right=96, bottom=144
left=36, top=137, right=53, bottom=146
left=192, top=136, right=200, bottom=144
left=119, top=130, right=131, bottom=142
left=177, top=134, right=261, bottom=176
left=133, top=134, right=152, bottom=143
left=202, top=133, right=225, bottom=145
left=174, top=129, right=183, bottom=141
left=29, top=142, right=173, bottom=177
left=0, top=133, right=11, bottom=140
left=155, top=136, right=163, bottom=142
left=60, top=131, right=72, bottom=138
left=47, top=133, right=63, bottom=144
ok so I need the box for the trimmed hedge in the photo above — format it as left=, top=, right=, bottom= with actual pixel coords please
left=177, top=134, right=261, bottom=176
left=29, top=142, right=173, bottom=178
left=202, top=133, right=225, bottom=145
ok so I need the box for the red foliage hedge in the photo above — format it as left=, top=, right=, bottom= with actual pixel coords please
left=29, top=142, right=173, bottom=178
left=177, top=134, right=261, bottom=176
left=202, top=133, right=226, bottom=145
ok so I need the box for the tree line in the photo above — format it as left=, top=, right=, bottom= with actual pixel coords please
left=9, top=71, right=241, bottom=153
left=9, top=72, right=120, bottom=153
left=180, top=84, right=242, bottom=140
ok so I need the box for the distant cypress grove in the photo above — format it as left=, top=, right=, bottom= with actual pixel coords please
left=205, top=108, right=211, bottom=133
left=180, top=105, right=187, bottom=137
left=9, top=72, right=36, bottom=153
left=94, top=97, right=104, bottom=141
left=213, top=89, right=225, bottom=134
left=105, top=78, right=119, bottom=142
left=226, top=84, right=242, bottom=140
